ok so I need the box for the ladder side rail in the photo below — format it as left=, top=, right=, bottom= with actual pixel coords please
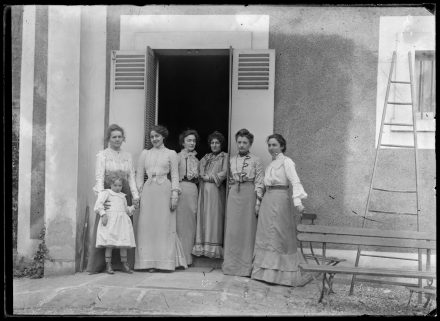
left=408, top=51, right=423, bottom=304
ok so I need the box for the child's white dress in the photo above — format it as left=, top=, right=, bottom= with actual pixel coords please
left=94, top=189, right=136, bottom=248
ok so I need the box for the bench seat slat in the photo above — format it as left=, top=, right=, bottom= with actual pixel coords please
left=297, top=233, right=436, bottom=249
left=297, top=224, right=436, bottom=241
left=299, top=264, right=436, bottom=279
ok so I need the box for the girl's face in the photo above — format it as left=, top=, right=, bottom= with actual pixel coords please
left=109, top=130, right=124, bottom=150
left=236, top=136, right=251, bottom=154
left=267, top=138, right=282, bottom=157
left=183, top=134, right=196, bottom=152
left=150, top=131, right=164, bottom=148
left=111, top=179, right=123, bottom=193
left=210, top=138, right=221, bottom=153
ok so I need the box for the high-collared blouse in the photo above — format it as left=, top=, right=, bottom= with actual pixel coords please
left=177, top=149, right=199, bottom=181
left=93, top=148, right=139, bottom=200
left=229, top=153, right=264, bottom=198
left=264, top=153, right=308, bottom=206
left=199, top=151, right=228, bottom=187
left=94, top=189, right=135, bottom=217
left=136, top=145, right=180, bottom=193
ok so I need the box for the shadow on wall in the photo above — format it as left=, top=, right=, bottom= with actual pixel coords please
left=271, top=33, right=379, bottom=230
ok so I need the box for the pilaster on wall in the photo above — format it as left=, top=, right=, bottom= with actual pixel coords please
left=44, top=6, right=81, bottom=276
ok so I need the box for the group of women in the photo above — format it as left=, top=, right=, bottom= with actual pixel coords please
left=86, top=123, right=310, bottom=287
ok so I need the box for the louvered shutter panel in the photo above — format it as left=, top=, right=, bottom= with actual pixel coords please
left=230, top=49, right=275, bottom=166
left=109, top=50, right=146, bottom=163
left=144, top=46, right=158, bottom=149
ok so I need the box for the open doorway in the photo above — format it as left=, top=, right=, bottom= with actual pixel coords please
left=156, top=49, right=230, bottom=157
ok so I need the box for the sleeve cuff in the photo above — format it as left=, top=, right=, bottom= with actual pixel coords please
left=99, top=209, right=106, bottom=216
left=293, top=198, right=303, bottom=207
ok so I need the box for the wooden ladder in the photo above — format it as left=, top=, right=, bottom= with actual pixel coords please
left=349, top=51, right=424, bottom=302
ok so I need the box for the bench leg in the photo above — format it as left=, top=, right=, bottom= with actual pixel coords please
left=318, top=273, right=330, bottom=304
left=327, top=273, right=336, bottom=294
left=407, top=290, right=414, bottom=306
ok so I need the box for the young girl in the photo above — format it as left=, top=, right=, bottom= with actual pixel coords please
left=94, top=172, right=137, bottom=274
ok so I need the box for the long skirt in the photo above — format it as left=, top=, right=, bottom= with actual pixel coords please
left=222, top=182, right=257, bottom=277
left=134, top=179, right=187, bottom=270
left=176, top=181, right=198, bottom=266
left=192, top=181, right=225, bottom=258
left=250, top=188, right=305, bottom=286
left=86, top=179, right=135, bottom=273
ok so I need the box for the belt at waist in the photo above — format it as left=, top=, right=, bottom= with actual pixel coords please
left=181, top=177, right=198, bottom=184
left=267, top=185, right=289, bottom=190
left=230, top=180, right=254, bottom=185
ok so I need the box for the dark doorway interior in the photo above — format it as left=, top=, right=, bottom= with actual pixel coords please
left=157, top=52, right=230, bottom=158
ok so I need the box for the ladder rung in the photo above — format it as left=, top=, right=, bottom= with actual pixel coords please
left=387, top=102, right=413, bottom=105
left=390, top=81, right=411, bottom=84
left=383, top=122, right=413, bottom=127
left=360, top=253, right=419, bottom=261
left=380, top=144, right=414, bottom=148
left=368, top=209, right=418, bottom=216
left=372, top=187, right=417, bottom=193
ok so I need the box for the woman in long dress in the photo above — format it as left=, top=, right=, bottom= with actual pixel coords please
left=87, top=124, right=139, bottom=274
left=176, top=129, right=200, bottom=266
left=135, top=125, right=187, bottom=271
left=222, top=129, right=264, bottom=277
left=192, top=131, right=228, bottom=259
left=251, top=133, right=309, bottom=286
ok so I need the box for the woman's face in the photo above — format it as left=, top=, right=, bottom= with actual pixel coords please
left=150, top=131, right=164, bottom=148
left=210, top=138, right=221, bottom=154
left=183, top=134, right=196, bottom=152
left=236, top=136, right=251, bottom=154
left=267, top=138, right=282, bottom=157
left=109, top=130, right=124, bottom=150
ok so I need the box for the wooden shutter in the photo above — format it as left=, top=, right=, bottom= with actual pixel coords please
left=144, top=46, right=158, bottom=149
left=109, top=50, right=146, bottom=162
left=230, top=49, right=275, bottom=166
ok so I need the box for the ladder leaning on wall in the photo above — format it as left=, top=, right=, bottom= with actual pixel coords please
left=349, top=51, right=425, bottom=299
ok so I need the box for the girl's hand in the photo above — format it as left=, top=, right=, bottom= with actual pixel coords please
left=170, top=197, right=178, bottom=211
left=103, top=200, right=111, bottom=210
left=295, top=204, right=305, bottom=214
left=101, top=214, right=108, bottom=226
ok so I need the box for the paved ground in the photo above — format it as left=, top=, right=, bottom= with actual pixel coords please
left=13, top=266, right=436, bottom=316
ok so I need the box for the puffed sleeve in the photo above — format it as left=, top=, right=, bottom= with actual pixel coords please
left=136, top=150, right=147, bottom=191
left=93, top=151, right=106, bottom=195
left=227, top=157, right=235, bottom=189
left=169, top=150, right=181, bottom=195
left=212, top=153, right=228, bottom=187
left=127, top=153, right=139, bottom=200
left=284, top=158, right=308, bottom=206
left=254, top=157, right=265, bottom=199
left=199, top=155, right=207, bottom=178
left=94, top=190, right=109, bottom=216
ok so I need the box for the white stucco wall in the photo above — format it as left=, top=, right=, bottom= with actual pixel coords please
left=44, top=6, right=81, bottom=275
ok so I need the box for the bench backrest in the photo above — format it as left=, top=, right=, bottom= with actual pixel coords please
left=297, top=224, right=436, bottom=250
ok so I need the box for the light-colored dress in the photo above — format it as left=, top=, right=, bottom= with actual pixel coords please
left=87, top=148, right=139, bottom=273
left=176, top=150, right=199, bottom=266
left=135, top=145, right=187, bottom=270
left=222, top=153, right=264, bottom=276
left=94, top=189, right=136, bottom=248
left=192, top=151, right=228, bottom=259
left=251, top=153, right=308, bottom=286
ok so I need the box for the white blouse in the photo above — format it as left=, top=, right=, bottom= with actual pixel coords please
left=177, top=150, right=199, bottom=181
left=136, top=145, right=181, bottom=193
left=264, top=153, right=307, bottom=206
left=93, top=148, right=139, bottom=200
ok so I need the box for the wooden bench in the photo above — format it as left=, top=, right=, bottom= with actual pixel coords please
left=296, top=224, right=436, bottom=304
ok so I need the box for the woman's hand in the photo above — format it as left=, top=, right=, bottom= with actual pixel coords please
left=133, top=199, right=140, bottom=209
left=103, top=200, right=111, bottom=210
left=202, top=174, right=210, bottom=182
left=101, top=214, right=108, bottom=226
left=255, top=203, right=260, bottom=217
left=295, top=204, right=305, bottom=214
left=170, top=197, right=178, bottom=211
